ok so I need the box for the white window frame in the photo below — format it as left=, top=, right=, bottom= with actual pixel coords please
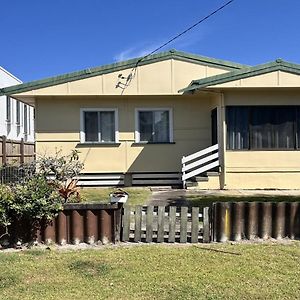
left=80, top=108, right=119, bottom=143
left=135, top=108, right=173, bottom=143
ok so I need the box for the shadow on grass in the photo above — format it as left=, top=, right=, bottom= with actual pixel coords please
left=68, top=260, right=111, bottom=278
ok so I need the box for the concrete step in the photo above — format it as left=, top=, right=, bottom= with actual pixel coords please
left=186, top=181, right=198, bottom=188
left=206, top=171, right=220, bottom=177
left=195, top=176, right=209, bottom=182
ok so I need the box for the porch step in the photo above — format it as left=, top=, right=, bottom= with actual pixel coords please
left=186, top=181, right=198, bottom=188
left=195, top=176, right=209, bottom=182
left=187, top=173, right=220, bottom=190
left=206, top=171, right=220, bottom=177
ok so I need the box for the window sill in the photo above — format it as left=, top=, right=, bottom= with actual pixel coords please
left=132, top=142, right=176, bottom=146
left=76, top=142, right=121, bottom=148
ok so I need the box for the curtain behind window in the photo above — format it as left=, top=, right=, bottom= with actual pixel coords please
left=226, top=107, right=249, bottom=150
left=84, top=111, right=98, bottom=142
left=251, top=107, right=294, bottom=149
left=100, top=111, right=115, bottom=142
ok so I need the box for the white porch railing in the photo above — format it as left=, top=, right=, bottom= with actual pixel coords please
left=182, top=144, right=220, bottom=187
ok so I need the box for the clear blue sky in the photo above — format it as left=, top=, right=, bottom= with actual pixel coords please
left=1, top=0, right=300, bottom=82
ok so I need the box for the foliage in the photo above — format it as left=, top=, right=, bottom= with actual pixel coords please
left=0, top=150, right=85, bottom=243
left=10, top=175, right=63, bottom=222
left=0, top=185, right=14, bottom=228
left=36, top=150, right=84, bottom=182
left=56, top=178, right=80, bottom=202
left=0, top=175, right=63, bottom=239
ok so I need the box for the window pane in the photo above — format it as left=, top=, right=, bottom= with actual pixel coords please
left=153, top=111, right=169, bottom=142
left=100, top=111, right=115, bottom=142
left=139, top=111, right=153, bottom=142
left=84, top=111, right=98, bottom=142
left=226, top=107, right=249, bottom=150
left=251, top=107, right=294, bottom=149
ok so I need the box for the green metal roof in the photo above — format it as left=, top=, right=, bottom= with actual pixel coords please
left=179, top=59, right=300, bottom=93
left=0, top=50, right=248, bottom=96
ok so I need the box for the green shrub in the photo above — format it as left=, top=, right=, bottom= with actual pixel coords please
left=0, top=176, right=63, bottom=243
left=11, top=175, right=63, bottom=222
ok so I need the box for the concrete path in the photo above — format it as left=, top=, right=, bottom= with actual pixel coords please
left=148, top=188, right=300, bottom=206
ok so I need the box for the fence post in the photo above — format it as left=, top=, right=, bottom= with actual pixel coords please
left=20, top=138, right=24, bottom=164
left=122, top=206, right=131, bottom=242
left=2, top=135, right=7, bottom=165
left=203, top=207, right=210, bottom=243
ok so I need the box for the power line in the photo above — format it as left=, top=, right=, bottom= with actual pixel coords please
left=118, top=0, right=235, bottom=92
left=136, top=0, right=235, bottom=66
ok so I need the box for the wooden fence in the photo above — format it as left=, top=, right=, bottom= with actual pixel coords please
left=122, top=205, right=211, bottom=243
left=0, top=135, right=35, bottom=165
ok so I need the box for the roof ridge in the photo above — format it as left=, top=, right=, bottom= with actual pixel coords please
left=0, top=50, right=247, bottom=96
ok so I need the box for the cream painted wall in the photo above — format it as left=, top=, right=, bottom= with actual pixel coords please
left=35, top=95, right=213, bottom=173
left=14, top=59, right=230, bottom=99
left=223, top=89, right=300, bottom=189
left=209, top=71, right=300, bottom=88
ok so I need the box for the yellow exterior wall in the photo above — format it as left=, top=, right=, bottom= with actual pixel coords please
left=35, top=95, right=213, bottom=173
left=223, top=89, right=300, bottom=189
left=211, top=71, right=300, bottom=88
left=14, top=59, right=230, bottom=98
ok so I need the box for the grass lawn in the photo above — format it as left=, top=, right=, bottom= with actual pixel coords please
left=186, top=195, right=300, bottom=208
left=0, top=242, right=300, bottom=299
left=80, top=187, right=151, bottom=206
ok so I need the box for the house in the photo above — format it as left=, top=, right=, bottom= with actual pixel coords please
left=1, top=50, right=300, bottom=189
left=0, top=66, right=34, bottom=142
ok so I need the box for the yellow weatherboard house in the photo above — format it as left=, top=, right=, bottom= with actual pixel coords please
left=2, top=50, right=300, bottom=189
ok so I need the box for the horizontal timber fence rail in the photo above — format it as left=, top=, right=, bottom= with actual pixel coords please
left=0, top=135, right=35, bottom=165
left=122, top=205, right=211, bottom=243
left=213, top=202, right=300, bottom=242
left=5, top=203, right=123, bottom=245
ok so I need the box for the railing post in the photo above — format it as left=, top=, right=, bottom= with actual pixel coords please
left=182, top=156, right=186, bottom=189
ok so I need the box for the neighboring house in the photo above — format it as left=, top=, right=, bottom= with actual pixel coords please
left=0, top=66, right=34, bottom=142
left=2, top=50, right=300, bottom=189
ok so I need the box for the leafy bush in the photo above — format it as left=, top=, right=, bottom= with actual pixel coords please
left=0, top=176, right=63, bottom=242
left=11, top=175, right=63, bottom=222
left=0, top=150, right=84, bottom=243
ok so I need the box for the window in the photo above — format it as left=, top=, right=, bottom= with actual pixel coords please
left=226, top=106, right=298, bottom=150
left=16, top=101, right=21, bottom=124
left=135, top=109, right=173, bottom=143
left=80, top=109, right=118, bottom=143
left=6, top=96, right=11, bottom=122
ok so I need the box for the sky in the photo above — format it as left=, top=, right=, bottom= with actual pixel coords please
left=1, top=0, right=300, bottom=82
